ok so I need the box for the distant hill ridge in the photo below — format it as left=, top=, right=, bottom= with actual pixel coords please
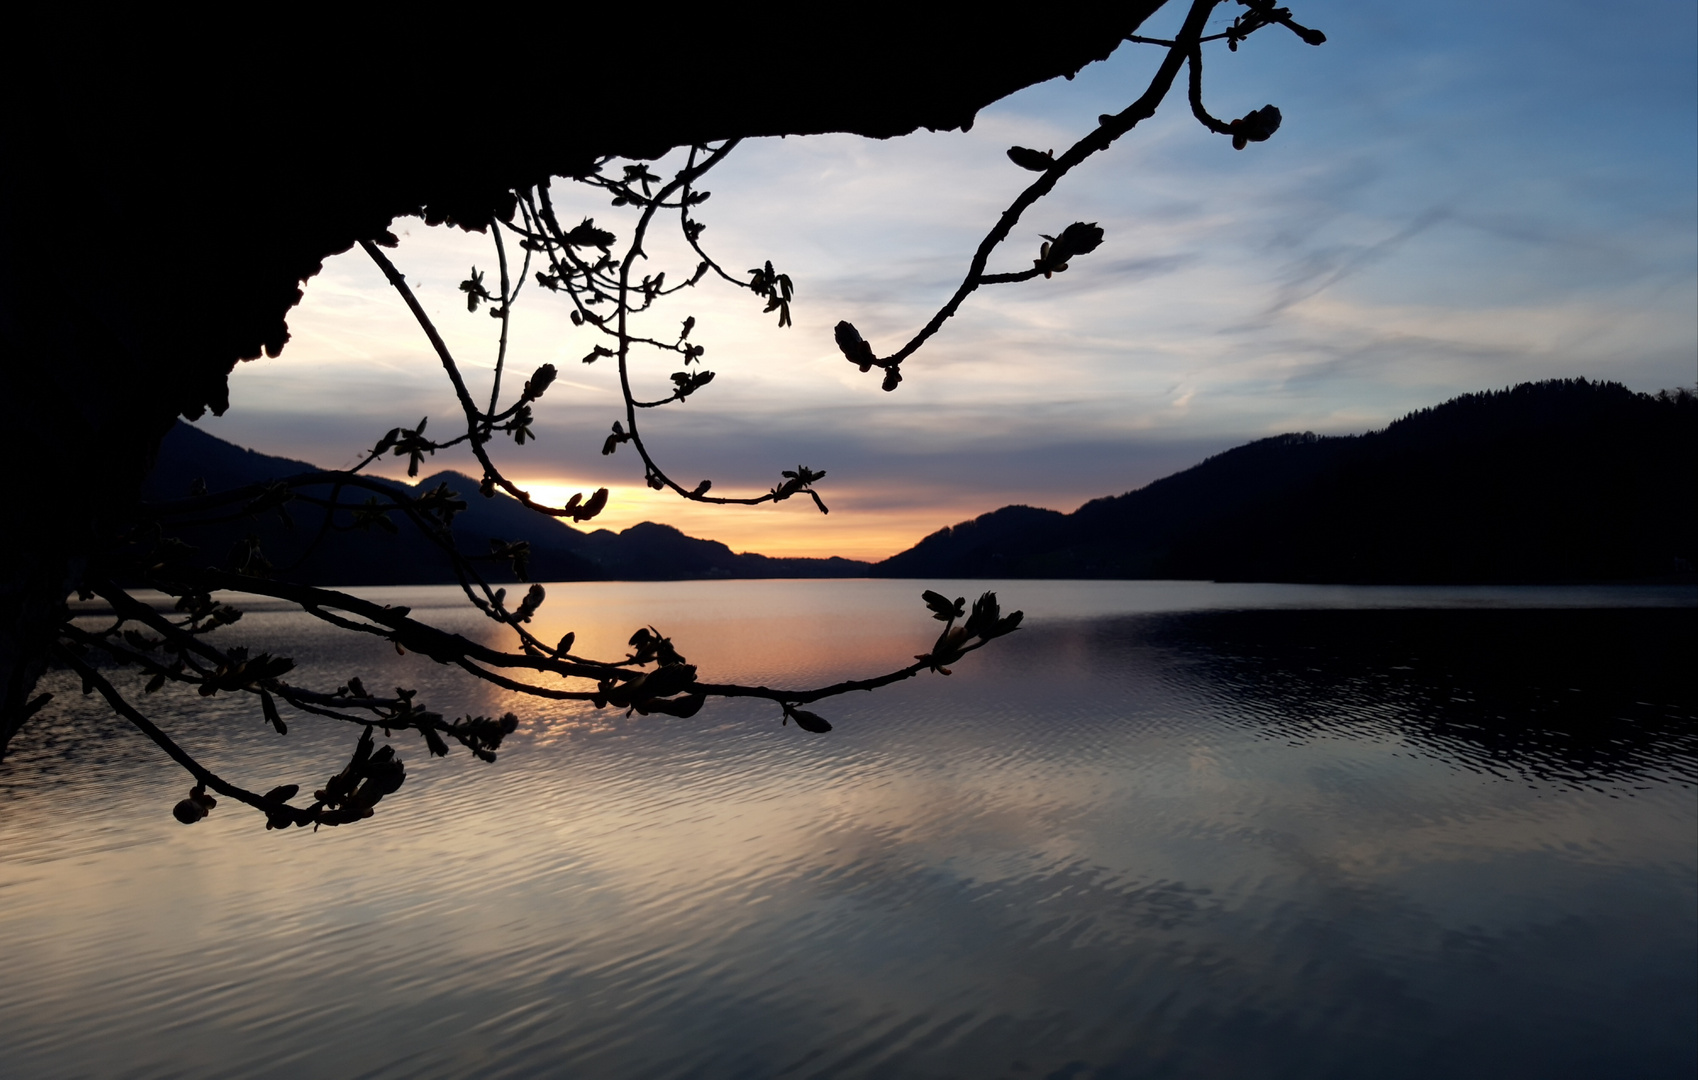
left=149, top=379, right=1695, bottom=586
left=145, top=424, right=871, bottom=584
left=873, top=379, right=1695, bottom=583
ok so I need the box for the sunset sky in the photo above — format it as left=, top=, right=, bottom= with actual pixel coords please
left=194, top=0, right=1697, bottom=561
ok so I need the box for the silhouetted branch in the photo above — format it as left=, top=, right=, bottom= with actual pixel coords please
left=361, top=240, right=609, bottom=523
left=45, top=0, right=1325, bottom=830
left=57, top=645, right=320, bottom=826
left=59, top=563, right=1024, bottom=826
left=830, top=0, right=1223, bottom=390
left=837, top=0, right=1322, bottom=388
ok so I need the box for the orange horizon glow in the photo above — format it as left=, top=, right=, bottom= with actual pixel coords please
left=513, top=479, right=1001, bottom=563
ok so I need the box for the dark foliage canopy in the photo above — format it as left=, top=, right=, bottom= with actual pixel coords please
left=1, top=9, right=1174, bottom=757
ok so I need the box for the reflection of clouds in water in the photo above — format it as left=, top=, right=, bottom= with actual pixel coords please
left=3, top=584, right=1692, bottom=1078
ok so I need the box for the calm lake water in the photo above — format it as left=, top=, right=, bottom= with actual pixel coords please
left=3, top=580, right=1694, bottom=1080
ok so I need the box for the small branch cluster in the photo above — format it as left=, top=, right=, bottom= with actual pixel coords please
left=356, top=139, right=829, bottom=529
left=916, top=590, right=1025, bottom=675
left=831, top=0, right=1324, bottom=388
left=63, top=480, right=1023, bottom=829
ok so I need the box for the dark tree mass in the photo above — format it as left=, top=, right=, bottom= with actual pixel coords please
left=0, top=6, right=1365, bottom=833
left=1, top=10, right=1170, bottom=758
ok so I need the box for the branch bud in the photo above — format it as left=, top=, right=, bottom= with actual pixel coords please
left=1006, top=146, right=1055, bottom=172
left=784, top=707, right=832, bottom=733
left=1229, top=105, right=1282, bottom=150
left=523, top=364, right=557, bottom=400
left=834, top=321, right=877, bottom=371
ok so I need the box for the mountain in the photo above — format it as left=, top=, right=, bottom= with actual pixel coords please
left=875, top=379, right=1696, bottom=584
left=143, top=423, right=870, bottom=584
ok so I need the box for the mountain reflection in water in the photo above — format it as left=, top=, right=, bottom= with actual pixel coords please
left=2, top=581, right=1693, bottom=1080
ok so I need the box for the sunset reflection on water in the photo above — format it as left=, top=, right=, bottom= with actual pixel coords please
left=3, top=581, right=1693, bottom=1079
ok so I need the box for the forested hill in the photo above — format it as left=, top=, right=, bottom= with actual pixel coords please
left=143, top=424, right=870, bottom=584
left=875, top=380, right=1696, bottom=584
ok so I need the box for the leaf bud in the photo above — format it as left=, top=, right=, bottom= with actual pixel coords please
left=515, top=584, right=546, bottom=623
left=786, top=708, right=832, bottom=733
left=1006, top=146, right=1055, bottom=171
left=523, top=364, right=557, bottom=400
left=575, top=488, right=609, bottom=521
left=1229, top=105, right=1281, bottom=149
left=1049, top=222, right=1105, bottom=262
left=566, top=218, right=616, bottom=249
left=421, top=723, right=450, bottom=757
left=639, top=663, right=698, bottom=700
left=834, top=321, right=877, bottom=370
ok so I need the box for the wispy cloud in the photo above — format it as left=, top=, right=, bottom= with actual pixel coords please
left=1251, top=206, right=1451, bottom=323
left=210, top=0, right=1696, bottom=558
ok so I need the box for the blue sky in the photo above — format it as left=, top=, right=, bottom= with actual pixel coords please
left=199, top=0, right=1697, bottom=559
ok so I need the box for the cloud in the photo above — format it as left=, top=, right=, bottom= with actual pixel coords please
left=210, top=0, right=1695, bottom=559
left=1251, top=206, right=1451, bottom=323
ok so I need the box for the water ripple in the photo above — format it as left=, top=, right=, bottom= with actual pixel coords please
left=3, top=585, right=1693, bottom=1079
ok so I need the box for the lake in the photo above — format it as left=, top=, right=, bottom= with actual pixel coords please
left=3, top=580, right=1694, bottom=1079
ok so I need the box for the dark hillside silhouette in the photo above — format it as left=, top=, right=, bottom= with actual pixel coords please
left=146, top=424, right=869, bottom=584
left=877, top=380, right=1696, bottom=583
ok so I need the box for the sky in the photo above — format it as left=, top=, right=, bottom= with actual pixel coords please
left=195, top=0, right=1697, bottom=561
